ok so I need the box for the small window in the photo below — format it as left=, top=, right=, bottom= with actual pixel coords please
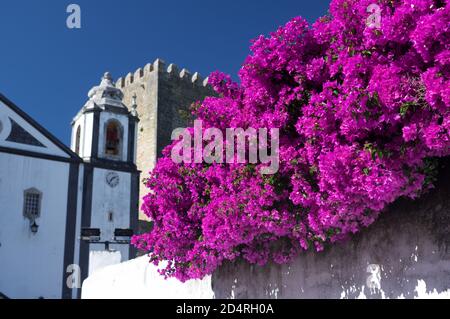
left=107, top=211, right=113, bottom=222
left=23, top=188, right=42, bottom=220
left=105, top=120, right=122, bottom=157
left=75, top=126, right=81, bottom=155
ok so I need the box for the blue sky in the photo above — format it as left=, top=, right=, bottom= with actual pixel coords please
left=0, top=0, right=330, bottom=145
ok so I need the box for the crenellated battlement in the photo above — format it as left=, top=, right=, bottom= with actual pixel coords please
left=115, top=58, right=210, bottom=89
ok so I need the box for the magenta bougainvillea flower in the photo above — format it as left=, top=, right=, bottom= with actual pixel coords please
left=132, top=0, right=450, bottom=281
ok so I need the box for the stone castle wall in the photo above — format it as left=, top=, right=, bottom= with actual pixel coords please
left=116, top=59, right=214, bottom=221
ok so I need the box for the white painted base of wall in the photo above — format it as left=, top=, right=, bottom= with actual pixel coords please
left=88, top=250, right=122, bottom=277
left=81, top=256, right=214, bottom=299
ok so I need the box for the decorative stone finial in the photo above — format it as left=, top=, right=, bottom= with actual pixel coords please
left=99, top=71, right=115, bottom=88
left=103, top=72, right=112, bottom=80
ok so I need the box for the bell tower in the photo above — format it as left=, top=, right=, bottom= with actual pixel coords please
left=71, top=72, right=138, bottom=166
left=70, top=72, right=140, bottom=293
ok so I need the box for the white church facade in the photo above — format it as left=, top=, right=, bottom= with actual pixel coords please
left=0, top=73, right=140, bottom=299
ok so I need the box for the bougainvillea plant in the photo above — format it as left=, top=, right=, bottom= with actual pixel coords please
left=132, top=0, right=450, bottom=281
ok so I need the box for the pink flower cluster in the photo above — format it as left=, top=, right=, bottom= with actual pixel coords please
left=132, top=0, right=450, bottom=281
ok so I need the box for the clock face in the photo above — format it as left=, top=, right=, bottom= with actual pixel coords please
left=105, top=171, right=119, bottom=188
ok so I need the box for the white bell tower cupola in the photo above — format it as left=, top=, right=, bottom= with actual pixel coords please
left=71, top=72, right=139, bottom=165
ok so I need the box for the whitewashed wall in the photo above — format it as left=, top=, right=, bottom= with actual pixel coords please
left=71, top=164, right=84, bottom=299
left=88, top=168, right=131, bottom=262
left=82, top=255, right=214, bottom=299
left=0, top=153, right=70, bottom=298
left=71, top=112, right=93, bottom=159
left=213, top=159, right=450, bottom=299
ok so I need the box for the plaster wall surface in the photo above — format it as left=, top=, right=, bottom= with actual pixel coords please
left=88, top=167, right=132, bottom=261
left=0, top=153, right=70, bottom=298
left=213, top=158, right=450, bottom=299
